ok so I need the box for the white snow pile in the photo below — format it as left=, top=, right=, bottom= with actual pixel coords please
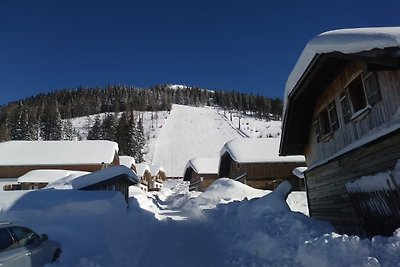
left=346, top=160, right=400, bottom=192
left=0, top=177, right=399, bottom=266
left=18, top=169, right=89, bottom=184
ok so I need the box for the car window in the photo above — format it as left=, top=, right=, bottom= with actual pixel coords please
left=0, top=228, right=14, bottom=251
left=10, top=227, right=39, bottom=246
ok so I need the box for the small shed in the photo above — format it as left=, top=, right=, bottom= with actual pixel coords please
left=134, top=163, right=152, bottom=192
left=16, top=169, right=89, bottom=190
left=183, top=157, right=219, bottom=191
left=71, top=165, right=139, bottom=204
left=0, top=140, right=120, bottom=180
left=219, top=138, right=306, bottom=190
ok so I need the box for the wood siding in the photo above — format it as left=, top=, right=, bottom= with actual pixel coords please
left=0, top=164, right=108, bottom=179
left=305, top=129, right=400, bottom=234
left=188, top=169, right=219, bottom=191
left=305, top=63, right=400, bottom=166
left=223, top=154, right=305, bottom=190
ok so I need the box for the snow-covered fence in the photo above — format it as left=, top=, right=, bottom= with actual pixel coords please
left=345, top=171, right=400, bottom=236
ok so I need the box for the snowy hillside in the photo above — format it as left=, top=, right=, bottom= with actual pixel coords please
left=69, top=104, right=282, bottom=178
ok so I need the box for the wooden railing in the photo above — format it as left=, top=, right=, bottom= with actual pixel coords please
left=234, top=173, right=247, bottom=183
left=189, top=177, right=203, bottom=191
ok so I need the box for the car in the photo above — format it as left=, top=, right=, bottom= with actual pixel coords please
left=0, top=221, right=61, bottom=267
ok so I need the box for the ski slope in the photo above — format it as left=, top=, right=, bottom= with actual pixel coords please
left=152, top=105, right=242, bottom=177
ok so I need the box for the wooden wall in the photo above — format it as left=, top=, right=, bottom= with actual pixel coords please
left=0, top=164, right=107, bottom=179
left=305, top=129, right=400, bottom=234
left=305, top=63, right=400, bottom=166
left=226, top=155, right=305, bottom=190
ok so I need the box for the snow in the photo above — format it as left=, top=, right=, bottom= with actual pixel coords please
left=17, top=169, right=89, bottom=184
left=152, top=104, right=243, bottom=177
left=285, top=27, right=400, bottom=110
left=149, top=165, right=164, bottom=176
left=135, top=163, right=150, bottom=177
left=46, top=165, right=138, bottom=190
left=0, top=140, right=118, bottom=166
left=119, top=156, right=135, bottom=168
left=293, top=166, right=308, bottom=179
left=346, top=160, right=400, bottom=192
left=221, top=137, right=305, bottom=163
left=184, top=157, right=219, bottom=175
left=0, top=175, right=399, bottom=266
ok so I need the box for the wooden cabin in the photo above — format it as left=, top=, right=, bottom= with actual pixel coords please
left=16, top=169, right=89, bottom=190
left=71, top=165, right=139, bottom=204
left=148, top=165, right=166, bottom=191
left=134, top=163, right=152, bottom=192
left=219, top=138, right=305, bottom=190
left=183, top=157, right=219, bottom=191
left=280, top=27, right=400, bottom=235
left=0, top=141, right=119, bottom=182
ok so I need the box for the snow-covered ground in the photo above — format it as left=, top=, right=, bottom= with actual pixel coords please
left=0, top=179, right=399, bottom=266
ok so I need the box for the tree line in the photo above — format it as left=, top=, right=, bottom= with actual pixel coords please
left=0, top=84, right=283, bottom=157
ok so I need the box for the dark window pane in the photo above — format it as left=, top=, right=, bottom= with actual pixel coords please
left=313, top=119, right=321, bottom=142
left=340, top=91, right=351, bottom=123
left=0, top=229, right=14, bottom=251
left=348, top=75, right=367, bottom=112
left=364, top=72, right=381, bottom=105
left=328, top=102, right=339, bottom=131
left=10, top=227, right=37, bottom=246
left=319, top=109, right=331, bottom=136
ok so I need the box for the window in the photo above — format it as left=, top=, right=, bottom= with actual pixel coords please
left=0, top=228, right=14, bottom=251
left=341, top=71, right=381, bottom=122
left=339, top=91, right=351, bottom=123
left=315, top=101, right=339, bottom=142
left=10, top=227, right=39, bottom=247
left=364, top=72, right=381, bottom=105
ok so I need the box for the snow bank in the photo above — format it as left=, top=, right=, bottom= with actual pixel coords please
left=0, top=189, right=156, bottom=267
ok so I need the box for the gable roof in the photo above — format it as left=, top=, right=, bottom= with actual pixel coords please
left=135, top=163, right=150, bottom=177
left=184, top=157, right=219, bottom=176
left=119, top=156, right=136, bottom=168
left=17, top=169, right=89, bottom=184
left=281, top=27, right=400, bottom=156
left=0, top=140, right=119, bottom=166
left=149, top=165, right=165, bottom=176
left=71, top=165, right=138, bottom=190
left=221, top=138, right=305, bottom=163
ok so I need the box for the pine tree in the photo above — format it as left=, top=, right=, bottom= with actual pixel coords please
left=87, top=115, right=103, bottom=140
left=40, top=100, right=63, bottom=140
left=116, top=112, right=130, bottom=155
left=102, top=113, right=117, bottom=141
left=62, top=119, right=75, bottom=140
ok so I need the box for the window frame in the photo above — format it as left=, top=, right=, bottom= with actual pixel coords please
left=314, top=100, right=339, bottom=142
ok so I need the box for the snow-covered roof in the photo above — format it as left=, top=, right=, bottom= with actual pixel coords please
left=119, top=156, right=135, bottom=168
left=149, top=165, right=165, bottom=176
left=0, top=140, right=119, bottom=166
left=285, top=27, right=400, bottom=109
left=17, top=169, right=89, bottom=184
left=184, top=157, right=220, bottom=175
left=135, top=163, right=150, bottom=177
left=71, top=165, right=138, bottom=190
left=221, top=138, right=305, bottom=163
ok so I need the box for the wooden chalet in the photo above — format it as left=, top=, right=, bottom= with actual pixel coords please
left=0, top=141, right=119, bottom=182
left=148, top=165, right=166, bottom=191
left=280, top=27, right=400, bottom=235
left=134, top=163, right=151, bottom=192
left=71, top=165, right=139, bottom=204
left=219, top=138, right=305, bottom=190
left=183, top=157, right=219, bottom=191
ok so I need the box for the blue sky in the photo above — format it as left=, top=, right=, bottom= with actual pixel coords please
left=0, top=0, right=399, bottom=105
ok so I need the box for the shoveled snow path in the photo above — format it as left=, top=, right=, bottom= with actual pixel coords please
left=152, top=105, right=242, bottom=177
